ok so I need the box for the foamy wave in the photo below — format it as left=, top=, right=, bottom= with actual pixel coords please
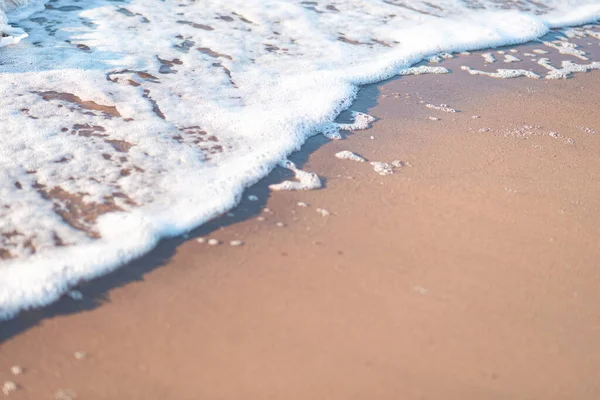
left=0, top=0, right=47, bottom=46
left=0, top=0, right=599, bottom=319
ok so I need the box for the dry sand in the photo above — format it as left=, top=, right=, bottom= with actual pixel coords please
left=1, top=38, right=600, bottom=399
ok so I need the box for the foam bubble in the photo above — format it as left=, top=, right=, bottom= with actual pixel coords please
left=370, top=162, right=394, bottom=176
left=461, top=65, right=541, bottom=79
left=2, top=381, right=17, bottom=395
left=268, top=160, right=322, bottom=192
left=503, top=54, right=521, bottom=63
left=398, top=66, right=449, bottom=76
left=335, top=151, right=366, bottom=163
left=543, top=40, right=589, bottom=59
left=426, top=103, right=459, bottom=113
left=315, top=208, right=330, bottom=217
left=391, top=160, right=410, bottom=168
left=482, top=52, right=497, bottom=63
left=538, top=57, right=600, bottom=79
left=337, top=111, right=376, bottom=131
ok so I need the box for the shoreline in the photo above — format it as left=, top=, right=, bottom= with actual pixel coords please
left=2, top=17, right=600, bottom=319
left=2, top=32, right=600, bottom=399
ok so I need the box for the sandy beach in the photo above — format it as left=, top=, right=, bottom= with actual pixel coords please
left=2, top=35, right=600, bottom=399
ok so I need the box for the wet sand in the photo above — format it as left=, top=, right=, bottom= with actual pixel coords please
left=2, top=40, right=600, bottom=399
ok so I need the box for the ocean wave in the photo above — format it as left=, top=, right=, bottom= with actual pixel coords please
left=0, top=0, right=47, bottom=46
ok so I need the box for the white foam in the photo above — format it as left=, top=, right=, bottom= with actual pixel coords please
left=503, top=54, right=521, bottom=63
left=391, top=160, right=410, bottom=168
left=2, top=381, right=17, bottom=395
left=482, top=52, right=497, bottom=63
left=398, top=66, right=449, bottom=76
left=543, top=40, right=588, bottom=59
left=1, top=0, right=600, bottom=319
left=426, top=103, right=459, bottom=113
left=427, top=52, right=454, bottom=63
left=315, top=208, right=330, bottom=217
left=538, top=57, right=600, bottom=79
left=337, top=111, right=376, bottom=131
left=563, top=27, right=587, bottom=39
left=335, top=151, right=366, bottom=162
left=268, top=160, right=322, bottom=191
left=0, top=0, right=46, bottom=46
left=322, top=125, right=343, bottom=140
left=320, top=111, right=375, bottom=140
left=370, top=162, right=394, bottom=176
left=428, top=55, right=443, bottom=63
left=577, top=126, right=596, bottom=134
left=585, top=29, right=600, bottom=40
left=461, top=65, right=541, bottom=79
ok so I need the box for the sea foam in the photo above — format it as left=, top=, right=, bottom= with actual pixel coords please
left=0, top=0, right=46, bottom=46
left=0, top=0, right=599, bottom=319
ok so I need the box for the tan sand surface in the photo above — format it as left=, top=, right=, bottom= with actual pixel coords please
left=1, top=42, right=600, bottom=399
